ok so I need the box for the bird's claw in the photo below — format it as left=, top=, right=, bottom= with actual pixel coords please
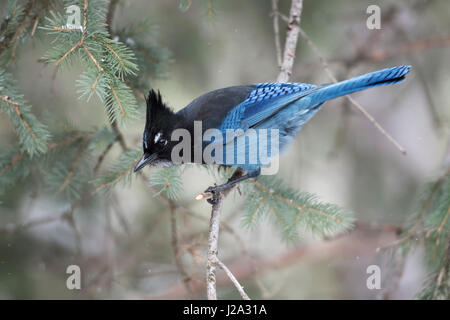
left=204, top=185, right=223, bottom=205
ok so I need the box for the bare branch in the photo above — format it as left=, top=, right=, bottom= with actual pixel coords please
left=206, top=194, right=223, bottom=300
left=215, top=258, right=250, bottom=300
left=154, top=222, right=400, bottom=299
left=276, top=0, right=303, bottom=82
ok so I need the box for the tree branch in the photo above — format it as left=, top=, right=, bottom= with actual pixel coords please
left=215, top=258, right=250, bottom=300
left=206, top=193, right=223, bottom=300
left=204, top=0, right=305, bottom=300
left=153, top=222, right=400, bottom=299
left=276, top=0, right=303, bottom=82
left=204, top=169, right=246, bottom=300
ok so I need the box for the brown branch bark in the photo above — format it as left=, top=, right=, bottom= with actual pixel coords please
left=276, top=0, right=303, bottom=82
left=206, top=194, right=223, bottom=300
left=204, top=169, right=248, bottom=300
left=0, top=0, right=35, bottom=55
left=215, top=259, right=250, bottom=300
left=203, top=0, right=305, bottom=300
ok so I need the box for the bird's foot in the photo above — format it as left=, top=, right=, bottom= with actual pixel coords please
left=204, top=184, right=228, bottom=205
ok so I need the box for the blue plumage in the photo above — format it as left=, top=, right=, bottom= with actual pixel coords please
left=135, top=65, right=411, bottom=199
left=216, top=65, right=411, bottom=175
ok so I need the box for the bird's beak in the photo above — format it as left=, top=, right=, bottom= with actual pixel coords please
left=134, top=153, right=157, bottom=172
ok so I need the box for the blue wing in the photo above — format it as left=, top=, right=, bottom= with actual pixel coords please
left=219, top=82, right=319, bottom=131
left=219, top=65, right=411, bottom=132
left=212, top=66, right=410, bottom=172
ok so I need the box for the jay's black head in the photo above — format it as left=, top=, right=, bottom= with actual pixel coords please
left=134, top=90, right=182, bottom=172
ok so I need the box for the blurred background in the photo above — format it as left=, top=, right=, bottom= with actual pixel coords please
left=0, top=0, right=449, bottom=299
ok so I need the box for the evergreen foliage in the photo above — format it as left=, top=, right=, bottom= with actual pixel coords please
left=0, top=69, right=50, bottom=156
left=0, top=0, right=171, bottom=201
left=91, top=147, right=141, bottom=193
left=0, top=0, right=355, bottom=243
left=41, top=0, right=139, bottom=125
left=390, top=169, right=450, bottom=299
left=242, top=176, right=354, bottom=240
left=149, top=166, right=185, bottom=200
left=3, top=0, right=443, bottom=300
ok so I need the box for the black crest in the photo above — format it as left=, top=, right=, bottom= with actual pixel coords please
left=143, top=89, right=182, bottom=154
left=145, top=89, right=175, bottom=132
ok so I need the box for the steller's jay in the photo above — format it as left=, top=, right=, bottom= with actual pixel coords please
left=134, top=65, right=411, bottom=202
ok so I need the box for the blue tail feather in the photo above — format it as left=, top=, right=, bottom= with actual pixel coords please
left=307, top=65, right=411, bottom=106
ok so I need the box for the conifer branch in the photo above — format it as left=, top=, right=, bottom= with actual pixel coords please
left=0, top=135, right=82, bottom=178
left=97, top=163, right=135, bottom=189
left=0, top=95, right=38, bottom=141
left=83, top=44, right=102, bottom=70
left=0, top=153, right=26, bottom=176
left=108, top=81, right=125, bottom=116
left=251, top=179, right=343, bottom=224
left=410, top=168, right=450, bottom=233
left=0, top=0, right=35, bottom=56
left=93, top=35, right=124, bottom=68
left=51, top=26, right=78, bottom=32
left=92, top=148, right=141, bottom=191
left=0, top=70, right=49, bottom=156
left=55, top=42, right=80, bottom=66
left=242, top=176, right=354, bottom=239
left=437, top=207, right=450, bottom=233
left=10, top=17, right=31, bottom=62
left=42, top=0, right=139, bottom=126
left=388, top=165, right=450, bottom=299
left=59, top=143, right=86, bottom=192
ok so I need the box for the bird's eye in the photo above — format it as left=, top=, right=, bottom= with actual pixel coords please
left=159, top=138, right=168, bottom=146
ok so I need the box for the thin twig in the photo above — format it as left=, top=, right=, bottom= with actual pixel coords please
left=0, top=0, right=35, bottom=55
left=204, top=169, right=248, bottom=300
left=154, top=222, right=400, bottom=299
left=0, top=95, right=38, bottom=141
left=297, top=27, right=407, bottom=155
left=59, top=142, right=86, bottom=191
left=206, top=194, right=223, bottom=300
left=215, top=258, right=250, bottom=300
left=10, top=18, right=31, bottom=62
left=31, top=15, right=39, bottom=36
left=204, top=0, right=305, bottom=300
left=276, top=0, right=303, bottom=82
left=179, top=209, right=249, bottom=256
